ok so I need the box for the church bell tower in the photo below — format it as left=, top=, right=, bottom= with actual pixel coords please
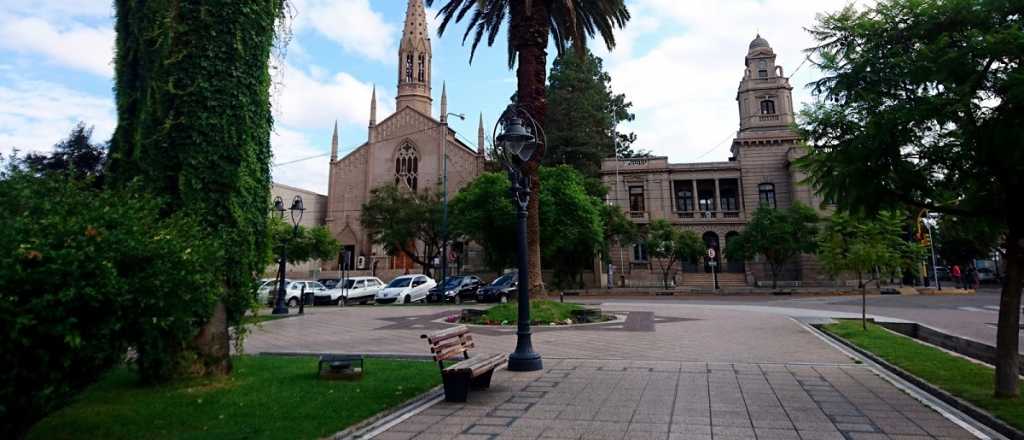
left=396, top=0, right=432, bottom=115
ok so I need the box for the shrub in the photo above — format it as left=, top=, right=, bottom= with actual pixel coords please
left=0, top=169, right=223, bottom=437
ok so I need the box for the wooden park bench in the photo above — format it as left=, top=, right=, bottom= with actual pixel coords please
left=421, top=325, right=507, bottom=402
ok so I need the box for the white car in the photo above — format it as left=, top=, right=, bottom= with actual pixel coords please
left=257, top=278, right=290, bottom=305
left=315, top=276, right=385, bottom=306
left=265, top=280, right=327, bottom=307
left=375, top=274, right=436, bottom=304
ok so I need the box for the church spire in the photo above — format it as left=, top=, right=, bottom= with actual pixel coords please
left=477, top=113, right=486, bottom=155
left=396, top=0, right=432, bottom=115
left=440, top=82, right=448, bottom=123
left=368, top=84, right=378, bottom=142
left=330, top=120, right=339, bottom=162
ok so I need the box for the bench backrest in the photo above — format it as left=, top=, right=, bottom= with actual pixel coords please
left=422, top=325, right=473, bottom=365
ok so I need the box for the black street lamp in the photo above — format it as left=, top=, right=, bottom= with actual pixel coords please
left=272, top=195, right=305, bottom=315
left=494, top=104, right=544, bottom=372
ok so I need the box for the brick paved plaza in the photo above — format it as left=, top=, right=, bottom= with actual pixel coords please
left=245, top=303, right=978, bottom=440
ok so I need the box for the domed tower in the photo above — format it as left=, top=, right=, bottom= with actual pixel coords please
left=396, top=0, right=432, bottom=115
left=736, top=34, right=795, bottom=133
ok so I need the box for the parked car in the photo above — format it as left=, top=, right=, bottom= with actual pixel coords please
left=315, top=276, right=385, bottom=305
left=478, top=272, right=518, bottom=303
left=933, top=266, right=951, bottom=281
left=976, top=267, right=999, bottom=284
left=318, top=278, right=341, bottom=289
left=267, top=280, right=327, bottom=307
left=257, top=278, right=290, bottom=305
left=427, top=275, right=483, bottom=303
left=375, top=274, right=436, bottom=304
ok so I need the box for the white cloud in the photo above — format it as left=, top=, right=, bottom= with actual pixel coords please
left=1, top=1, right=113, bottom=21
left=0, top=75, right=116, bottom=156
left=273, top=62, right=393, bottom=130
left=291, top=0, right=397, bottom=63
left=271, top=127, right=330, bottom=194
left=604, top=0, right=859, bottom=162
left=0, top=15, right=115, bottom=77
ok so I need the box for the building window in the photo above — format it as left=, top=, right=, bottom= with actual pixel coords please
left=629, top=186, right=645, bottom=212
left=758, top=183, right=776, bottom=208
left=633, top=242, right=648, bottom=262
left=760, top=100, right=776, bottom=114
left=675, top=182, right=694, bottom=212
left=395, top=143, right=419, bottom=190
left=719, top=179, right=739, bottom=212
left=404, top=53, right=414, bottom=83
left=758, top=60, right=768, bottom=78
left=417, top=53, right=426, bottom=82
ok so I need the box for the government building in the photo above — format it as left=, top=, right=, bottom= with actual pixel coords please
left=600, top=34, right=829, bottom=288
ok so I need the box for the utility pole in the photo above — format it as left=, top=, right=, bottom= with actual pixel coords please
left=439, top=85, right=464, bottom=284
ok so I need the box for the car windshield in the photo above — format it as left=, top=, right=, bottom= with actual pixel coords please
left=442, top=277, right=463, bottom=288
left=491, top=274, right=516, bottom=286
left=339, top=279, right=355, bottom=289
left=387, top=277, right=412, bottom=288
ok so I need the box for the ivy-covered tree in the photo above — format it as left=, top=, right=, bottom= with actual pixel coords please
left=544, top=48, right=646, bottom=176
left=818, top=211, right=925, bottom=329
left=644, top=220, right=704, bottom=289
left=360, top=185, right=444, bottom=277
left=268, top=217, right=340, bottom=265
left=797, top=0, right=1023, bottom=397
left=108, top=0, right=288, bottom=377
left=725, top=204, right=820, bottom=289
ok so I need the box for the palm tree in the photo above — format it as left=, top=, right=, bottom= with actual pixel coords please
left=426, top=0, right=630, bottom=295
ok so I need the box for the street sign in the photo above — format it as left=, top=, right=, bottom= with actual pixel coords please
left=707, top=248, right=716, bottom=259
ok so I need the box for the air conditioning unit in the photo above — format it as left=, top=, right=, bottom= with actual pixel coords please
left=356, top=256, right=367, bottom=270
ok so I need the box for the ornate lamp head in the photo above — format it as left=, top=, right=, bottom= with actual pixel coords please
left=289, top=195, right=305, bottom=227
left=493, top=104, right=545, bottom=169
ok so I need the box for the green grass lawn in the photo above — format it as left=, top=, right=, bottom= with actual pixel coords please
left=824, top=320, right=1023, bottom=431
left=242, top=313, right=292, bottom=325
left=464, top=299, right=583, bottom=325
left=27, top=356, right=441, bottom=440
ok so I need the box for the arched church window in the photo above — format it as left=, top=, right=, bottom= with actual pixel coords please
left=395, top=143, right=419, bottom=190
left=758, top=59, right=768, bottom=79
left=404, top=53, right=414, bottom=83
left=417, top=53, right=426, bottom=82
left=760, top=100, right=776, bottom=115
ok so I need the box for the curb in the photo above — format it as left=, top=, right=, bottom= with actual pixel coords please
left=813, top=323, right=1023, bottom=440
left=328, top=385, right=443, bottom=440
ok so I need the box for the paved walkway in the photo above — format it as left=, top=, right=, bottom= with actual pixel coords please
left=245, top=302, right=979, bottom=440
left=376, top=359, right=975, bottom=440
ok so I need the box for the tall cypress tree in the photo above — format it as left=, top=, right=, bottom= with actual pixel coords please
left=110, top=0, right=286, bottom=376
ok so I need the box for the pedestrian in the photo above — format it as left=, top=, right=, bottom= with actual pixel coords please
left=970, top=266, right=981, bottom=289
left=951, top=264, right=962, bottom=289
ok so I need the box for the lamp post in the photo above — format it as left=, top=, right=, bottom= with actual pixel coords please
left=272, top=195, right=305, bottom=315
left=494, top=104, right=544, bottom=372
left=923, top=216, right=941, bottom=291
left=441, top=112, right=465, bottom=286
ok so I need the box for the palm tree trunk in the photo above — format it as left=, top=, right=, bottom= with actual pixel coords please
left=511, top=0, right=549, bottom=297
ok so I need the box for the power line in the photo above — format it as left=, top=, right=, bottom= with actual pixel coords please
left=693, top=131, right=737, bottom=161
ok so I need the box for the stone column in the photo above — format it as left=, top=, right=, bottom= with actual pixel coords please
left=714, top=179, right=721, bottom=216
left=692, top=180, right=699, bottom=214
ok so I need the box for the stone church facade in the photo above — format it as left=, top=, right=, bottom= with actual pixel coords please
left=321, top=0, right=485, bottom=276
left=601, top=35, right=831, bottom=288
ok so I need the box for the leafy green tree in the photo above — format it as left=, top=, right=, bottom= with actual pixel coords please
left=428, top=0, right=631, bottom=296
left=23, top=122, right=107, bottom=180
left=796, top=0, right=1023, bottom=396
left=450, top=172, right=517, bottom=272
left=600, top=203, right=638, bottom=265
left=544, top=48, right=645, bottom=176
left=935, top=216, right=1005, bottom=269
left=360, top=185, right=444, bottom=277
left=725, top=204, right=820, bottom=289
left=538, top=166, right=604, bottom=289
left=268, top=217, right=340, bottom=265
left=0, top=168, right=221, bottom=437
left=818, top=212, right=925, bottom=329
left=108, top=0, right=287, bottom=377
left=644, top=220, right=704, bottom=289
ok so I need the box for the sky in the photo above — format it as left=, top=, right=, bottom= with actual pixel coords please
left=0, top=0, right=862, bottom=194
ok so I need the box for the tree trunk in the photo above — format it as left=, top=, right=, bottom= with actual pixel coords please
left=994, top=224, right=1022, bottom=398
left=192, top=301, right=231, bottom=376
left=511, top=0, right=549, bottom=297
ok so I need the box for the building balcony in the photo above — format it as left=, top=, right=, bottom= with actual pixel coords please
left=676, top=210, right=742, bottom=221
left=628, top=211, right=650, bottom=222
left=758, top=114, right=780, bottom=122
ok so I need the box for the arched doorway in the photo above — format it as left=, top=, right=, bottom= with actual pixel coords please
left=725, top=231, right=745, bottom=273
left=702, top=231, right=720, bottom=273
